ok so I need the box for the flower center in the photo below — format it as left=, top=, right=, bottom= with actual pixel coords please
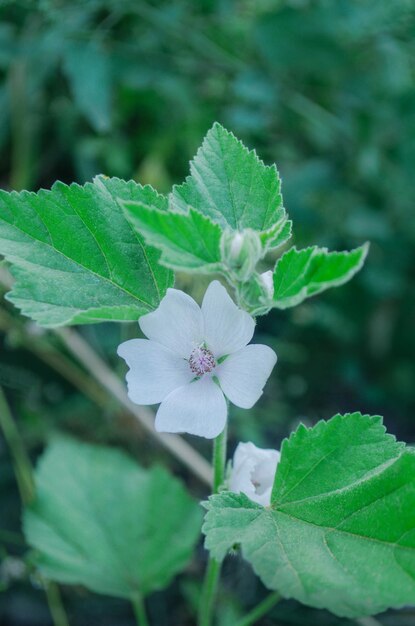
left=189, top=346, right=216, bottom=376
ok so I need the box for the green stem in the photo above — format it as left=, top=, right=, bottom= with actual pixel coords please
left=0, top=387, right=34, bottom=504
left=212, top=423, right=227, bottom=493
left=198, top=558, right=221, bottom=626
left=131, top=594, right=150, bottom=626
left=235, top=591, right=281, bottom=626
left=44, top=581, right=70, bottom=626
left=198, top=424, right=228, bottom=626
left=0, top=387, right=69, bottom=626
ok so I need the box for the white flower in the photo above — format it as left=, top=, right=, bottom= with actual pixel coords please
left=229, top=441, right=280, bottom=506
left=117, top=281, right=277, bottom=439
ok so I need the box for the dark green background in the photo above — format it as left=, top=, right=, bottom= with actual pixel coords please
left=0, top=1, right=414, bottom=624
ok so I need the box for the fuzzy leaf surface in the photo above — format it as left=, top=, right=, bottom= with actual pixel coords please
left=122, top=200, right=222, bottom=272
left=24, top=438, right=202, bottom=599
left=203, top=413, right=415, bottom=618
left=260, top=219, right=293, bottom=251
left=272, top=244, right=369, bottom=308
left=171, top=122, right=285, bottom=231
left=0, top=177, right=172, bottom=326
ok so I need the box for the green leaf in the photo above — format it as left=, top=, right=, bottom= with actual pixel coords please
left=24, top=438, right=202, bottom=600
left=171, top=122, right=285, bottom=231
left=272, top=243, right=369, bottom=308
left=63, top=42, right=112, bottom=133
left=122, top=200, right=222, bottom=272
left=203, top=413, right=415, bottom=618
left=0, top=176, right=172, bottom=326
left=120, top=125, right=292, bottom=279
left=260, top=219, right=293, bottom=251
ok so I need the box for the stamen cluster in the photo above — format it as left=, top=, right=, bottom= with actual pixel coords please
left=189, top=346, right=216, bottom=376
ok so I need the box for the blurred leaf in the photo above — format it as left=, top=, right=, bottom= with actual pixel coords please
left=24, top=438, right=202, bottom=599
left=0, top=176, right=172, bottom=326
left=63, top=41, right=112, bottom=133
left=203, top=413, right=415, bottom=618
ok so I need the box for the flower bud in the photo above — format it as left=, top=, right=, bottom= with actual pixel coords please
left=221, top=229, right=262, bottom=281
left=229, top=441, right=280, bottom=506
left=258, top=270, right=274, bottom=300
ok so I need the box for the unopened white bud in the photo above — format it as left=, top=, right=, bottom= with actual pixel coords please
left=229, top=232, right=244, bottom=258
left=229, top=442, right=280, bottom=506
left=259, top=270, right=274, bottom=300
left=221, top=229, right=262, bottom=281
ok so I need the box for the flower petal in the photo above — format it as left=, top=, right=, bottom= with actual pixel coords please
left=139, top=288, right=203, bottom=357
left=230, top=441, right=280, bottom=506
left=201, top=280, right=255, bottom=357
left=229, top=445, right=257, bottom=496
left=216, top=344, right=277, bottom=409
left=117, top=339, right=193, bottom=405
left=155, top=376, right=227, bottom=439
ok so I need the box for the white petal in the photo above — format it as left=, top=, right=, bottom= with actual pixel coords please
left=201, top=280, right=255, bottom=357
left=139, top=289, right=203, bottom=357
left=155, top=376, right=227, bottom=439
left=118, top=339, right=193, bottom=405
left=216, top=344, right=277, bottom=409
left=230, top=441, right=280, bottom=506
left=229, top=445, right=257, bottom=496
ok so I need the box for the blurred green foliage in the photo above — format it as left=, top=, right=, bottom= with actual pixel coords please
left=0, top=0, right=415, bottom=624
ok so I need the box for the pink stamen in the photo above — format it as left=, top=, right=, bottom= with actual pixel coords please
left=189, top=346, right=216, bottom=376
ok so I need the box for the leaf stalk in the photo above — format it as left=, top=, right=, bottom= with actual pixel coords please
left=132, top=594, right=150, bottom=626
left=234, top=591, right=281, bottom=626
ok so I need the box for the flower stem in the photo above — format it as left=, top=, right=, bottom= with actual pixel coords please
left=212, top=423, right=227, bottom=493
left=44, top=581, right=70, bottom=626
left=234, top=591, right=281, bottom=626
left=198, top=424, right=228, bottom=626
left=198, top=558, right=222, bottom=626
left=131, top=594, right=150, bottom=626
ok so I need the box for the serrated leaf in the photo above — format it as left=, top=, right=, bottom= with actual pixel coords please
left=260, top=219, right=293, bottom=251
left=0, top=176, right=172, bottom=326
left=203, top=413, right=415, bottom=618
left=24, top=438, right=202, bottom=599
left=171, top=122, right=285, bottom=231
left=272, top=243, right=369, bottom=308
left=122, top=200, right=223, bottom=272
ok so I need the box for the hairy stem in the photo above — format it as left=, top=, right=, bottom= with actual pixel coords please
left=235, top=591, right=281, bottom=626
left=198, top=425, right=227, bottom=626
left=0, top=387, right=69, bottom=626
left=132, top=594, right=150, bottom=626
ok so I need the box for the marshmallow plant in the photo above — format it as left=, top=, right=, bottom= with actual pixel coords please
left=0, top=123, right=414, bottom=626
